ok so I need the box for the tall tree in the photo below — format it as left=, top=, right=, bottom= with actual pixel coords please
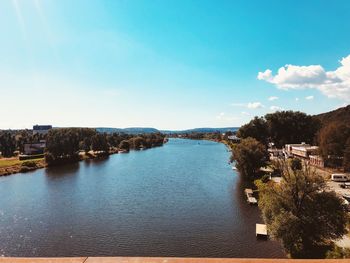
left=237, top=116, right=269, bottom=145
left=265, top=111, right=320, bottom=148
left=232, top=137, right=268, bottom=178
left=318, top=122, right=350, bottom=168
left=258, top=162, right=348, bottom=258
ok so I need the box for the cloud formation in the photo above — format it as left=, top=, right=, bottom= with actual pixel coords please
left=305, top=95, right=314, bottom=100
left=270, top=106, right=283, bottom=111
left=247, top=102, right=264, bottom=109
left=216, top=112, right=239, bottom=121
left=268, top=96, right=278, bottom=101
left=258, top=55, right=350, bottom=101
left=231, top=102, right=264, bottom=109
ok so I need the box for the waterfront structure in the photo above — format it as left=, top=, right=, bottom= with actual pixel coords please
left=284, top=143, right=324, bottom=168
left=227, top=135, right=240, bottom=143
left=256, top=224, right=268, bottom=238
left=33, top=125, right=52, bottom=135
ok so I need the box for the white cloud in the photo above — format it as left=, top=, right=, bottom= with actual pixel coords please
left=231, top=102, right=265, bottom=109
left=270, top=106, right=283, bottom=111
left=247, top=102, right=264, bottom=109
left=268, top=96, right=278, bottom=101
left=258, top=55, right=350, bottom=102
left=295, top=98, right=300, bottom=101
left=305, top=95, right=314, bottom=100
left=241, top=111, right=250, bottom=116
left=216, top=112, right=239, bottom=121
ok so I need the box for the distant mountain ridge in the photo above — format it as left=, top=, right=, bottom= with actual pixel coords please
left=160, top=127, right=239, bottom=134
left=96, top=127, right=160, bottom=134
left=95, top=127, right=239, bottom=134
left=314, top=105, right=350, bottom=126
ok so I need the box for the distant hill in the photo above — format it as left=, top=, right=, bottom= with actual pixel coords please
left=96, top=127, right=160, bottom=134
left=161, top=127, right=239, bottom=134
left=314, top=105, right=350, bottom=126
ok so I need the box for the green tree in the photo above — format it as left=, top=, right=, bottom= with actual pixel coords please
left=119, top=140, right=130, bottom=151
left=344, top=138, right=350, bottom=172
left=232, top=137, right=268, bottom=178
left=318, top=122, right=350, bottom=168
left=326, top=245, right=350, bottom=259
left=91, top=133, right=109, bottom=152
left=265, top=111, right=320, bottom=148
left=258, top=162, right=348, bottom=258
left=289, top=158, right=302, bottom=171
left=237, top=117, right=269, bottom=145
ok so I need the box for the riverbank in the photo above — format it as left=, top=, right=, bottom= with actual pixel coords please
left=0, top=141, right=167, bottom=177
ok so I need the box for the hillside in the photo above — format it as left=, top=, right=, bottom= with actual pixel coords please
left=314, top=105, right=350, bottom=126
left=96, top=127, right=160, bottom=134
left=161, top=127, right=239, bottom=134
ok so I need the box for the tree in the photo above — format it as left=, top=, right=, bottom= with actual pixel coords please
left=91, top=133, right=109, bottom=152
left=344, top=138, right=350, bottom=172
left=237, top=117, right=269, bottom=145
left=119, top=140, right=130, bottom=151
left=326, top=245, right=350, bottom=259
left=289, top=158, right=302, bottom=171
left=258, top=161, right=348, bottom=258
left=318, top=122, right=350, bottom=168
left=265, top=111, right=320, bottom=148
left=232, top=137, right=268, bottom=178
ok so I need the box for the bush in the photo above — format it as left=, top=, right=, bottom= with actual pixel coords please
left=261, top=174, right=270, bottom=183
left=21, top=161, right=37, bottom=168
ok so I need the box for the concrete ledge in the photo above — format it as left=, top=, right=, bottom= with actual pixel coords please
left=0, top=258, right=349, bottom=263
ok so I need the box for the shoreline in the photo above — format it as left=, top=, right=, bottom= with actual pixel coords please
left=0, top=141, right=168, bottom=177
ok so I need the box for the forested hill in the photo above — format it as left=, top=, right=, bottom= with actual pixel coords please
left=314, top=105, right=350, bottom=126
left=161, top=127, right=239, bottom=134
left=96, top=127, right=239, bottom=134
left=96, top=127, right=160, bottom=134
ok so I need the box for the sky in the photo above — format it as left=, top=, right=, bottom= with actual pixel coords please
left=1, top=0, right=350, bottom=130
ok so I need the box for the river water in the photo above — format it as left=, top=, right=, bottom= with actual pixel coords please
left=0, top=138, right=285, bottom=257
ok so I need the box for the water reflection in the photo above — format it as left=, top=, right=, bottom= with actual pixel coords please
left=0, top=139, right=285, bottom=258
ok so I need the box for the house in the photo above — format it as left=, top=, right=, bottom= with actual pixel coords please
left=309, top=155, right=325, bottom=168
left=284, top=143, right=324, bottom=168
left=23, top=140, right=46, bottom=155
left=33, top=125, right=52, bottom=135
left=227, top=135, right=241, bottom=143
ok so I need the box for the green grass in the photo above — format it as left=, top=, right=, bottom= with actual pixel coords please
left=0, top=158, right=44, bottom=168
left=0, top=159, right=21, bottom=168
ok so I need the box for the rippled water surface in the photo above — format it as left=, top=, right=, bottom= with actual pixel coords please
left=0, top=138, right=285, bottom=257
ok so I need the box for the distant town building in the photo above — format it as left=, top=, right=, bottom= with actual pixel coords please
left=285, top=143, right=318, bottom=158
left=284, top=143, right=324, bottom=168
left=23, top=140, right=46, bottom=155
left=309, top=155, right=325, bottom=168
left=227, top=135, right=241, bottom=143
left=33, top=125, right=52, bottom=135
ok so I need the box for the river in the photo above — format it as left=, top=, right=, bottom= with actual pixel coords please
left=0, top=138, right=285, bottom=258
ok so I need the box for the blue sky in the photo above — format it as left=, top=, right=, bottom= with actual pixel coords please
left=1, top=0, right=350, bottom=129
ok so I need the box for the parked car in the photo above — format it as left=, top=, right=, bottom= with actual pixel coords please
left=331, top=173, right=349, bottom=182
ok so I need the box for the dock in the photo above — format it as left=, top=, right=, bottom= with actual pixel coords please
left=256, top=223, right=268, bottom=238
left=244, top=188, right=257, bottom=205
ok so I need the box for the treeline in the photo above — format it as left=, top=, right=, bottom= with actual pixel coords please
left=170, top=131, right=235, bottom=141
left=45, top=128, right=166, bottom=165
left=0, top=130, right=46, bottom=157
left=318, top=122, right=350, bottom=170
left=230, top=110, right=350, bottom=258
left=237, top=111, right=320, bottom=147
left=236, top=110, right=350, bottom=171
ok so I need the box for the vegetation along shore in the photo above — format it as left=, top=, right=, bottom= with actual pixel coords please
left=0, top=127, right=166, bottom=176
left=229, top=105, right=350, bottom=259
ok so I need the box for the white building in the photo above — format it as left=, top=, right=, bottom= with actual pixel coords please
left=33, top=125, right=52, bottom=135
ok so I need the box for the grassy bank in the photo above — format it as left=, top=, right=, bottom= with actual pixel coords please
left=0, top=157, right=46, bottom=176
